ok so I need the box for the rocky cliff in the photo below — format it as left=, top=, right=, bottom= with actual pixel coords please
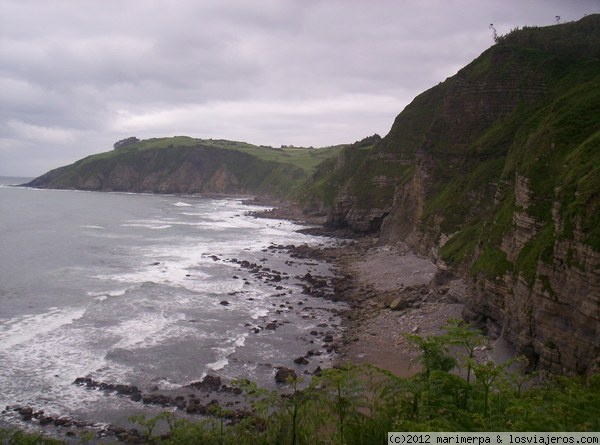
left=304, top=16, right=600, bottom=373
left=25, top=138, right=331, bottom=198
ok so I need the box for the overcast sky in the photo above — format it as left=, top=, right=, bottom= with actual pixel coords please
left=0, top=0, right=596, bottom=176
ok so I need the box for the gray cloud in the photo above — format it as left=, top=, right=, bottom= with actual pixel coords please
left=0, top=0, right=595, bottom=176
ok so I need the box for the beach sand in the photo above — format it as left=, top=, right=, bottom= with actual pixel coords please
left=325, top=238, right=466, bottom=376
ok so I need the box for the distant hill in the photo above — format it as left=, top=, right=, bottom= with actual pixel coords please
left=25, top=137, right=344, bottom=197
left=299, top=15, right=600, bottom=373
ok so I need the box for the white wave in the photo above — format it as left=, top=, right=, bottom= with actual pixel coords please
left=206, top=354, right=229, bottom=371
left=205, top=333, right=248, bottom=372
left=122, top=223, right=172, bottom=230
left=235, top=333, right=247, bottom=347
left=0, top=307, right=86, bottom=351
left=249, top=307, right=269, bottom=319
left=96, top=257, right=214, bottom=292
left=153, top=378, right=183, bottom=390
left=160, top=220, right=206, bottom=227
left=87, top=288, right=130, bottom=299
left=173, top=201, right=192, bottom=207
left=109, top=311, right=171, bottom=350
left=0, top=318, right=122, bottom=414
left=81, top=225, right=105, bottom=230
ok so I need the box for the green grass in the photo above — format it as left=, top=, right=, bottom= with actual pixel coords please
left=472, top=247, right=514, bottom=278
left=132, top=136, right=199, bottom=149
left=422, top=32, right=600, bottom=283
left=117, top=136, right=345, bottom=176
left=515, top=223, right=556, bottom=285
left=294, top=138, right=379, bottom=209
left=29, top=136, right=345, bottom=198
left=440, top=223, right=483, bottom=267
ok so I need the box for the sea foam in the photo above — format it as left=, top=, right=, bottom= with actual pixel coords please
left=0, top=307, right=87, bottom=351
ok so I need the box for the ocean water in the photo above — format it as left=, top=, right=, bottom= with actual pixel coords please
left=0, top=177, right=344, bottom=428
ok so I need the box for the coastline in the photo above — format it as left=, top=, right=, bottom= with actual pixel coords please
left=1, top=195, right=506, bottom=442
left=0, top=193, right=346, bottom=441
left=285, top=236, right=466, bottom=377
left=250, top=202, right=470, bottom=377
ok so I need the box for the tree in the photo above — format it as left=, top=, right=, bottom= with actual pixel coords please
left=113, top=136, right=140, bottom=149
left=489, top=24, right=499, bottom=43
left=405, top=333, right=456, bottom=378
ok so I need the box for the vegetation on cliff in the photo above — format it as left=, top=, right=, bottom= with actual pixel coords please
left=294, top=134, right=381, bottom=212
left=300, top=15, right=600, bottom=373
left=25, top=137, right=344, bottom=198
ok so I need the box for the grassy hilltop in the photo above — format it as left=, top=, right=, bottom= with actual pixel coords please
left=26, top=136, right=344, bottom=197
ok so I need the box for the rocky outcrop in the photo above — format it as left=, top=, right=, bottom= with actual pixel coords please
left=326, top=192, right=390, bottom=232
left=379, top=165, right=425, bottom=247
left=466, top=234, right=600, bottom=374
left=274, top=367, right=297, bottom=384
left=113, top=136, right=140, bottom=149
left=461, top=151, right=600, bottom=374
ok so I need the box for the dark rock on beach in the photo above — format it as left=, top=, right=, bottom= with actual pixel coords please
left=188, top=374, right=223, bottom=392
left=294, top=356, right=309, bottom=365
left=274, top=367, right=297, bottom=384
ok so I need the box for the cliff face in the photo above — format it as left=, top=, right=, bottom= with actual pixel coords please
left=307, top=16, right=600, bottom=373
left=26, top=142, right=308, bottom=198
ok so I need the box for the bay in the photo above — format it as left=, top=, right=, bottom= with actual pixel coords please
left=0, top=179, right=343, bottom=429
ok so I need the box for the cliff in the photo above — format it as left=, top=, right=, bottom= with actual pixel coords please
left=26, top=137, right=342, bottom=198
left=302, top=15, right=600, bottom=373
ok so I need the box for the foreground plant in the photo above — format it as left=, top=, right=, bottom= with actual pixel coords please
left=3, top=322, right=599, bottom=444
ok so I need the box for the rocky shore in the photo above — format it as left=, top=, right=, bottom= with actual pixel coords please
left=282, top=235, right=468, bottom=376
left=247, top=201, right=474, bottom=373
left=1, top=201, right=483, bottom=443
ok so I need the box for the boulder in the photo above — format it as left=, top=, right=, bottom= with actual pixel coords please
left=188, top=374, right=222, bottom=391
left=275, top=367, right=297, bottom=384
left=389, top=296, right=409, bottom=310
left=294, top=356, right=309, bottom=365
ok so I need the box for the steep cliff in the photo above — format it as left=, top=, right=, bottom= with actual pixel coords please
left=305, top=16, right=600, bottom=373
left=26, top=137, right=341, bottom=198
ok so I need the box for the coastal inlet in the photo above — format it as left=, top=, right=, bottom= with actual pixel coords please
left=0, top=185, right=346, bottom=431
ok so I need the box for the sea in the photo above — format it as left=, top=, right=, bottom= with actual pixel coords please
left=0, top=176, right=344, bottom=432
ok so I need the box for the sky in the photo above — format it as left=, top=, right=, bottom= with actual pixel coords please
left=0, top=0, right=596, bottom=177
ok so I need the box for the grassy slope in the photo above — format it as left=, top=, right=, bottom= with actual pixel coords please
left=440, top=57, right=600, bottom=280
left=299, top=15, right=599, bottom=283
left=124, top=136, right=344, bottom=175
left=294, top=135, right=381, bottom=208
left=377, top=16, right=599, bottom=280
left=28, top=138, right=344, bottom=198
